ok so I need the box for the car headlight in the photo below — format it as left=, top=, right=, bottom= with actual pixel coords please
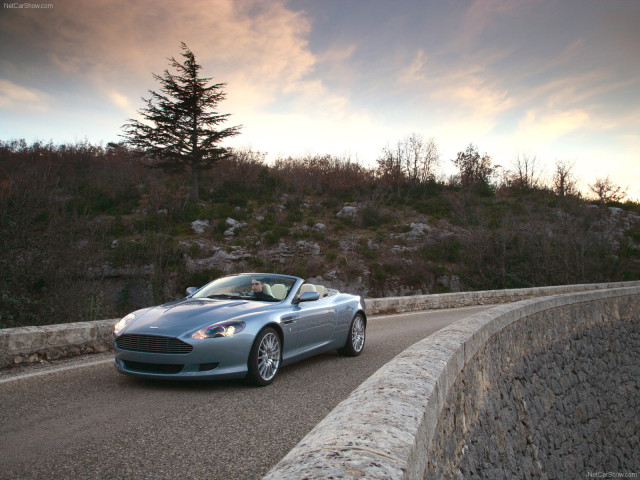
left=114, top=313, right=136, bottom=336
left=192, top=321, right=246, bottom=339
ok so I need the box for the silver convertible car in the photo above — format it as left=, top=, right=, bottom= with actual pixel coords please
left=113, top=273, right=366, bottom=386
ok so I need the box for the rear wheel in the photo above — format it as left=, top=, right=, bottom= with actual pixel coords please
left=247, top=327, right=281, bottom=386
left=338, top=313, right=366, bottom=357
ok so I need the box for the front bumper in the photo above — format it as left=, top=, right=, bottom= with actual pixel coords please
left=113, top=333, right=253, bottom=381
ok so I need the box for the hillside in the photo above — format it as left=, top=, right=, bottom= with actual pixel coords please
left=2, top=140, right=639, bottom=328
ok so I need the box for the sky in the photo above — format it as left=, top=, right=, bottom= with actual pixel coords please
left=1, top=0, right=639, bottom=200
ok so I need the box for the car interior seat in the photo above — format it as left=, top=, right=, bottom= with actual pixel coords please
left=271, top=283, right=286, bottom=300
left=299, top=284, right=317, bottom=294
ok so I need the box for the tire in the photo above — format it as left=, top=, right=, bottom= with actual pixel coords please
left=247, top=327, right=281, bottom=386
left=338, top=313, right=366, bottom=357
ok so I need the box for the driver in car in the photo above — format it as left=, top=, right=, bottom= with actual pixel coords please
left=251, top=278, right=275, bottom=300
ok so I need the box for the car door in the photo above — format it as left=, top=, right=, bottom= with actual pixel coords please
left=295, top=298, right=337, bottom=354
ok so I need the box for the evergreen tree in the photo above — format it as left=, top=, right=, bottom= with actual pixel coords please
left=122, top=42, right=241, bottom=201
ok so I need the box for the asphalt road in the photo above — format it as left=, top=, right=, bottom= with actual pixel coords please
left=0, top=306, right=492, bottom=480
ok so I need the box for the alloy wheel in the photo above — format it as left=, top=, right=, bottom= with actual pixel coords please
left=257, top=331, right=281, bottom=381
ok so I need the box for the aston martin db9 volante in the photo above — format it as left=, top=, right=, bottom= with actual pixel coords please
left=113, top=273, right=366, bottom=386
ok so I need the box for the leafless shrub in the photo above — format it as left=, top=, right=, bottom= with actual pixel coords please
left=272, top=154, right=374, bottom=194
left=589, top=175, right=626, bottom=204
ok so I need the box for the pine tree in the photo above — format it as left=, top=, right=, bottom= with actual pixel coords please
left=122, top=42, right=241, bottom=201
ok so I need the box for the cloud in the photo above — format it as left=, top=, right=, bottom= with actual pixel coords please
left=107, top=90, right=136, bottom=115
left=435, top=79, right=512, bottom=118
left=0, top=79, right=50, bottom=111
left=394, top=36, right=515, bottom=131
left=456, top=0, right=524, bottom=49
left=416, top=63, right=514, bottom=137
left=516, top=109, right=590, bottom=144
left=2, top=0, right=318, bottom=108
left=398, top=50, right=428, bottom=85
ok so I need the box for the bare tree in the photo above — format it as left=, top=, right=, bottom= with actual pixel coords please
left=511, top=151, right=540, bottom=189
left=406, top=134, right=440, bottom=184
left=589, top=176, right=626, bottom=204
left=552, top=159, right=579, bottom=198
left=376, top=134, right=441, bottom=188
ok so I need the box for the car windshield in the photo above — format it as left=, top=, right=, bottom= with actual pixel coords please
left=191, top=274, right=298, bottom=302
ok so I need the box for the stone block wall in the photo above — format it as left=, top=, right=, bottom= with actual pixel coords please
left=0, top=319, right=116, bottom=367
left=426, top=295, right=640, bottom=478
left=364, top=281, right=640, bottom=315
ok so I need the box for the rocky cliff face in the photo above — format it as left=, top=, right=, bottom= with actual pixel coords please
left=89, top=203, right=640, bottom=315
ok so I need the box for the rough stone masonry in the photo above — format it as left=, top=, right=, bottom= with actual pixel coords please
left=425, top=295, right=640, bottom=479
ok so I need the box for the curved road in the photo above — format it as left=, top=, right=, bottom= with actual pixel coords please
left=0, top=306, right=492, bottom=480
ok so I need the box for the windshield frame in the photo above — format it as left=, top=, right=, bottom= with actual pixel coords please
left=190, top=273, right=302, bottom=303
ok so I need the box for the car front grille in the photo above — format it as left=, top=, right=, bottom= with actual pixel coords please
left=116, top=334, right=193, bottom=354
left=123, top=360, right=184, bottom=374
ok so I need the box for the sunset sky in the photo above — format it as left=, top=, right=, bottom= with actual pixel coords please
left=1, top=0, right=639, bottom=199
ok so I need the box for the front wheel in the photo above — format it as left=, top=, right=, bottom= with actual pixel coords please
left=247, top=327, right=281, bottom=386
left=338, top=313, right=366, bottom=357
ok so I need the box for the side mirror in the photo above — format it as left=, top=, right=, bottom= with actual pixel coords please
left=186, top=287, right=197, bottom=297
left=296, top=291, right=320, bottom=303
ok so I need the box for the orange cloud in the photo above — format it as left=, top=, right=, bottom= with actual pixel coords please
left=4, top=0, right=317, bottom=109
left=0, top=79, right=50, bottom=111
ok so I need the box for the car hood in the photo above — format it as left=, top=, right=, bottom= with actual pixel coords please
left=122, top=298, right=277, bottom=337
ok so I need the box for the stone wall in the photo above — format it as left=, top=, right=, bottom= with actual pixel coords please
left=364, top=281, right=640, bottom=315
left=426, top=294, right=640, bottom=478
left=262, top=286, right=640, bottom=479
left=0, top=319, right=116, bottom=367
